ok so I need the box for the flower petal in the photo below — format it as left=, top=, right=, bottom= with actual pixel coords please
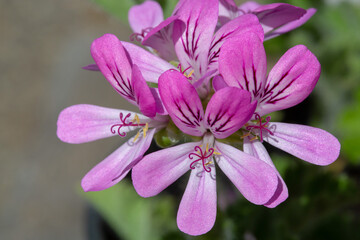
left=238, top=1, right=262, bottom=13
left=205, top=87, right=256, bottom=139
left=57, top=104, right=149, bottom=144
left=81, top=129, right=155, bottom=191
left=215, top=141, right=278, bottom=205
left=253, top=3, right=306, bottom=33
left=128, top=1, right=163, bottom=34
left=212, top=75, right=228, bottom=92
left=142, top=16, right=184, bottom=61
left=208, top=14, right=264, bottom=74
left=258, top=45, right=320, bottom=116
left=218, top=0, right=239, bottom=25
left=243, top=138, right=288, bottom=208
left=121, top=41, right=174, bottom=83
left=82, top=64, right=99, bottom=71
left=132, top=142, right=199, bottom=197
left=264, top=122, right=340, bottom=166
left=265, top=8, right=316, bottom=40
left=177, top=166, right=217, bottom=236
left=159, top=70, right=206, bottom=136
left=219, top=32, right=267, bottom=100
left=91, top=34, right=136, bottom=103
left=174, top=0, right=219, bottom=79
left=132, top=64, right=156, bottom=118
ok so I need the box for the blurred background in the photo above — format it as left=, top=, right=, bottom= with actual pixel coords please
left=1, top=0, right=360, bottom=239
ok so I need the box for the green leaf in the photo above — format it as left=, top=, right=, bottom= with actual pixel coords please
left=81, top=179, right=177, bottom=240
left=91, top=0, right=137, bottom=23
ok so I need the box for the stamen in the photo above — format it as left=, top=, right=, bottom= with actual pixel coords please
left=129, top=27, right=153, bottom=42
left=250, top=136, right=258, bottom=141
left=245, top=113, right=274, bottom=142
left=241, top=132, right=251, bottom=139
left=110, top=112, right=146, bottom=137
left=142, top=123, right=149, bottom=138
left=177, top=64, right=194, bottom=80
left=189, top=146, right=215, bottom=173
left=133, top=131, right=140, bottom=142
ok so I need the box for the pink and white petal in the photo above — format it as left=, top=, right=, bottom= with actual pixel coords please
left=174, top=0, right=219, bottom=79
left=57, top=104, right=148, bottom=144
left=132, top=64, right=156, bottom=118
left=218, top=0, right=239, bottom=25
left=215, top=141, right=278, bottom=205
left=132, top=141, right=199, bottom=197
left=122, top=41, right=174, bottom=83
left=238, top=1, right=262, bottom=13
left=91, top=34, right=136, bottom=103
left=81, top=129, right=155, bottom=192
left=208, top=14, right=264, bottom=74
left=219, top=32, right=267, bottom=100
left=264, top=122, right=340, bottom=166
left=265, top=8, right=316, bottom=40
left=159, top=70, right=206, bottom=136
left=212, top=75, right=228, bottom=92
left=243, top=138, right=288, bottom=208
left=253, top=3, right=306, bottom=33
left=128, top=1, right=164, bottom=34
left=258, top=45, right=320, bottom=116
left=177, top=166, right=217, bottom=236
left=143, top=16, right=184, bottom=61
left=149, top=88, right=167, bottom=115
left=205, top=87, right=256, bottom=139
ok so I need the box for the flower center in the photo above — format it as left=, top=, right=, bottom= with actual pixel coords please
left=129, top=27, right=153, bottom=42
left=189, top=144, right=220, bottom=172
left=110, top=113, right=147, bottom=138
left=177, top=63, right=194, bottom=80
left=244, top=113, right=274, bottom=142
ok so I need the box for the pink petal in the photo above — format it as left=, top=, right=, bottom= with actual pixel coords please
left=212, top=75, right=228, bottom=92
left=205, top=87, right=256, bottom=139
left=81, top=129, right=155, bottom=192
left=253, top=3, right=306, bottom=32
left=243, top=138, right=288, bottom=208
left=208, top=14, right=264, bottom=74
left=258, top=45, right=320, bottom=116
left=174, top=0, right=219, bottom=79
left=238, top=1, right=262, bottom=13
left=121, top=41, right=174, bottom=83
left=142, top=16, right=184, bottom=61
left=215, top=141, right=278, bottom=205
left=264, top=122, right=340, bottom=166
left=91, top=34, right=136, bottom=104
left=128, top=1, right=164, bottom=34
left=57, top=104, right=148, bottom=144
left=158, top=70, right=206, bottom=136
left=132, top=142, right=199, bottom=197
left=149, top=87, right=167, bottom=115
left=132, top=64, right=156, bottom=118
left=177, top=166, right=217, bottom=236
left=265, top=8, right=316, bottom=40
left=219, top=32, right=267, bottom=100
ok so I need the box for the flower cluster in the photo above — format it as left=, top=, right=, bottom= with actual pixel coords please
left=57, top=0, right=340, bottom=236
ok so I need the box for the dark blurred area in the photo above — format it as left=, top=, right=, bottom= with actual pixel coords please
left=1, top=0, right=360, bottom=239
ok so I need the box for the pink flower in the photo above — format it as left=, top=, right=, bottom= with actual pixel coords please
left=132, top=70, right=279, bottom=235
left=217, top=32, right=341, bottom=207
left=219, top=0, right=316, bottom=40
left=128, top=0, right=264, bottom=98
left=57, top=34, right=169, bottom=191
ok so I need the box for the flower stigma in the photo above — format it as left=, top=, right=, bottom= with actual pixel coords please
left=244, top=113, right=274, bottom=142
left=110, top=113, right=146, bottom=137
left=189, top=143, right=221, bottom=172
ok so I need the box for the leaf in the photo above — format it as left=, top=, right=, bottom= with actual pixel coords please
left=91, top=0, right=137, bottom=23
left=81, top=179, right=177, bottom=240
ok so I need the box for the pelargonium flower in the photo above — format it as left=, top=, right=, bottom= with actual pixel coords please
left=57, top=34, right=169, bottom=191
left=219, top=0, right=316, bottom=40
left=132, top=70, right=279, bottom=235
left=217, top=32, right=341, bottom=206
left=130, top=0, right=264, bottom=98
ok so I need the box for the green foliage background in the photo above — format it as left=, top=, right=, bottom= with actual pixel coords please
left=84, top=0, right=360, bottom=239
